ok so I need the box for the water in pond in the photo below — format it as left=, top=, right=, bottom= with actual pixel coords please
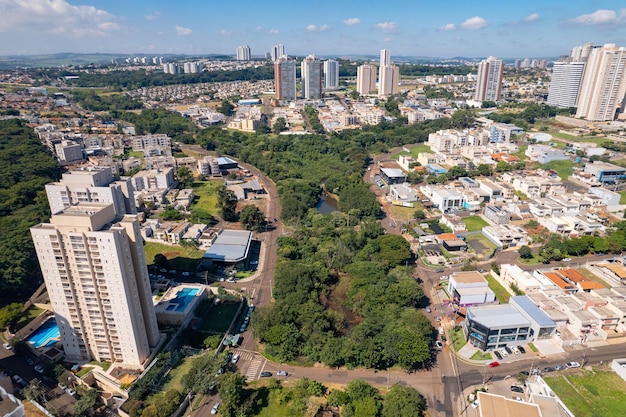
left=316, top=193, right=339, bottom=214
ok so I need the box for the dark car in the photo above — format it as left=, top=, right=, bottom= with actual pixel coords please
left=555, top=364, right=565, bottom=371
left=260, top=371, right=272, bottom=377
left=519, top=371, right=529, bottom=377
left=544, top=366, right=555, bottom=373
left=518, top=346, right=526, bottom=354
left=510, top=385, right=524, bottom=393
left=504, top=346, right=513, bottom=355
left=493, top=350, right=503, bottom=360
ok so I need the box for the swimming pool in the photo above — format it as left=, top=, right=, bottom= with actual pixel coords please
left=168, top=288, right=200, bottom=312
left=26, top=318, right=60, bottom=348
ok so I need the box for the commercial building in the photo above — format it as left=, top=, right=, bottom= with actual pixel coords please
left=30, top=203, right=160, bottom=367
left=356, top=64, right=377, bottom=95
left=464, top=296, right=556, bottom=351
left=448, top=271, right=496, bottom=308
left=378, top=167, right=407, bottom=185
left=301, top=55, right=322, bottom=99
left=583, top=161, right=626, bottom=184
left=323, top=59, right=339, bottom=89
left=576, top=43, right=626, bottom=121
left=202, top=229, right=253, bottom=264
left=236, top=45, right=251, bottom=61
left=45, top=166, right=136, bottom=217
left=474, top=56, right=504, bottom=102
left=274, top=57, right=297, bottom=101
left=547, top=61, right=586, bottom=108
left=476, top=392, right=542, bottom=417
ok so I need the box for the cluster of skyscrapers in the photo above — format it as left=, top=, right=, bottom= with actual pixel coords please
left=162, top=62, right=201, bottom=74
left=547, top=43, right=626, bottom=121
left=272, top=44, right=339, bottom=101
left=355, top=49, right=399, bottom=97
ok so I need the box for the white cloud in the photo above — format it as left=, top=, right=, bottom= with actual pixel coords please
left=0, top=0, right=120, bottom=37
left=438, top=23, right=456, bottom=31
left=306, top=24, right=329, bottom=32
left=375, top=21, right=397, bottom=33
left=524, top=13, right=540, bottom=23
left=175, top=25, right=192, bottom=36
left=461, top=16, right=488, bottom=30
left=269, top=28, right=279, bottom=34
left=568, top=9, right=626, bottom=25
left=145, top=11, right=161, bottom=21
left=343, top=17, right=361, bottom=26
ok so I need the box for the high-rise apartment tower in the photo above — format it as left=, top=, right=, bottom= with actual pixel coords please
left=474, top=56, right=504, bottom=101
left=301, top=55, right=322, bottom=99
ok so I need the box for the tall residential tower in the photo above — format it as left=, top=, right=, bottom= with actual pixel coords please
left=474, top=56, right=504, bottom=102
left=356, top=64, right=377, bottom=95
left=274, top=57, right=296, bottom=101
left=271, top=44, right=285, bottom=62
left=301, top=55, right=322, bottom=99
left=30, top=203, right=160, bottom=367
left=377, top=49, right=399, bottom=96
left=323, top=59, right=339, bottom=89
left=236, top=45, right=251, bottom=61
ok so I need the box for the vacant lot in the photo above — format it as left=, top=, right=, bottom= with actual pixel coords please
left=485, top=275, right=511, bottom=303
left=198, top=301, right=241, bottom=333
left=465, top=234, right=497, bottom=259
left=190, top=180, right=222, bottom=223
left=544, top=369, right=626, bottom=417
left=462, top=216, right=488, bottom=232
left=392, top=144, right=432, bottom=159
left=143, top=242, right=204, bottom=272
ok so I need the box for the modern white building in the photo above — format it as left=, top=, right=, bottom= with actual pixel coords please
left=274, top=57, right=296, bottom=101
left=323, top=59, right=339, bottom=89
left=45, top=166, right=136, bottom=216
left=576, top=43, right=626, bottom=121
left=30, top=203, right=160, bottom=367
left=236, top=45, right=251, bottom=61
left=474, top=56, right=504, bottom=101
left=301, top=55, right=322, bottom=99
left=547, top=61, right=586, bottom=108
left=448, top=271, right=497, bottom=307
left=356, top=64, right=377, bottom=95
left=271, top=44, right=285, bottom=62
left=378, top=65, right=399, bottom=96
left=131, top=167, right=175, bottom=191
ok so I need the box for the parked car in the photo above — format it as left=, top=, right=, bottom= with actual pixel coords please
left=182, top=272, right=190, bottom=277
left=555, top=364, right=565, bottom=371
left=2, top=342, right=12, bottom=350
left=493, top=350, right=503, bottom=360
left=519, top=371, right=529, bottom=377
left=231, top=354, right=240, bottom=364
left=260, top=371, right=272, bottom=377
left=435, top=341, right=443, bottom=349
left=499, top=348, right=508, bottom=357
left=438, top=327, right=444, bottom=335
left=488, top=361, right=500, bottom=368
left=425, top=306, right=432, bottom=313
left=544, top=366, right=555, bottom=373
left=12, top=375, right=27, bottom=388
left=25, top=358, right=34, bottom=366
left=211, top=402, right=220, bottom=415
left=504, top=346, right=513, bottom=355
left=510, top=385, right=524, bottom=393
left=518, top=346, right=526, bottom=354
left=65, top=388, right=76, bottom=397
left=531, top=368, right=541, bottom=375
left=566, top=361, right=580, bottom=368
left=277, top=371, right=288, bottom=376
left=511, top=346, right=520, bottom=355
left=34, top=365, right=44, bottom=374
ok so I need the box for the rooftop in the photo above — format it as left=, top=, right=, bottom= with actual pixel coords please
left=477, top=391, right=541, bottom=417
left=203, top=229, right=252, bottom=263
left=467, top=304, right=530, bottom=328
left=511, top=295, right=557, bottom=327
left=452, top=271, right=488, bottom=284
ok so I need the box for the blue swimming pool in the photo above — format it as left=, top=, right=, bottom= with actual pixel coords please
left=169, top=288, right=200, bottom=312
left=26, top=318, right=60, bottom=348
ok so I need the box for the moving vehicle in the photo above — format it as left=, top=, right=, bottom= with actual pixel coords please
left=566, top=361, right=580, bottom=368
left=231, top=354, right=240, bottom=364
left=435, top=341, right=443, bottom=349
left=211, top=402, right=220, bottom=415
left=260, top=371, right=272, bottom=377
left=488, top=361, right=500, bottom=368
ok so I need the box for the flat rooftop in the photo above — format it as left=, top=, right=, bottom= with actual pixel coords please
left=511, top=295, right=556, bottom=327
left=477, top=391, right=541, bottom=417
left=203, top=229, right=252, bottom=263
left=467, top=304, right=530, bottom=328
left=452, top=271, right=488, bottom=284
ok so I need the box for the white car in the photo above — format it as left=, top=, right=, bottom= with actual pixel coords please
left=566, top=361, right=580, bottom=368
left=2, top=342, right=12, bottom=350
left=231, top=354, right=240, bottom=364
left=511, top=346, right=520, bottom=355
left=500, top=348, right=508, bottom=357
left=435, top=341, right=443, bottom=349
left=211, top=403, right=220, bottom=415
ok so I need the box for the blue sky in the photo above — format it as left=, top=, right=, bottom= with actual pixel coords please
left=1, top=0, right=625, bottom=58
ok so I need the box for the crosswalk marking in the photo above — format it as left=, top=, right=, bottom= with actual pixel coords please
left=231, top=349, right=255, bottom=361
left=245, top=355, right=264, bottom=381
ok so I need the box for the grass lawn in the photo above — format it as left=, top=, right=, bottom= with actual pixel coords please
left=544, top=369, right=626, bottom=417
left=578, top=268, right=610, bottom=288
left=127, top=150, right=144, bottom=159
left=154, top=355, right=195, bottom=395
left=392, top=143, right=432, bottom=159
left=189, top=180, right=222, bottom=223
left=538, top=159, right=576, bottom=180
left=518, top=255, right=543, bottom=265
left=462, top=216, right=489, bottom=232
left=527, top=342, right=538, bottom=352
left=485, top=275, right=511, bottom=303
left=450, top=326, right=466, bottom=351
left=198, top=302, right=241, bottom=333
left=13, top=305, right=45, bottom=331
left=465, top=234, right=497, bottom=259
left=389, top=203, right=421, bottom=221
left=143, top=241, right=204, bottom=271
left=619, top=191, right=626, bottom=205
left=470, top=350, right=492, bottom=361
left=511, top=145, right=528, bottom=161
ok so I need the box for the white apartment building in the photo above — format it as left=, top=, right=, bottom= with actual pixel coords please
left=378, top=65, right=399, bottom=96
left=236, top=45, right=251, bottom=61
left=45, top=166, right=137, bottom=216
left=301, top=55, right=322, bottom=99
left=30, top=203, right=160, bottom=366
left=547, top=61, right=586, bottom=108
left=55, top=140, right=84, bottom=165
left=474, top=56, right=504, bottom=101
left=427, top=129, right=480, bottom=152
left=271, top=44, right=285, bottom=62
left=323, top=59, right=339, bottom=89
left=357, top=64, right=377, bottom=95
left=576, top=43, right=626, bottom=121
left=131, top=167, right=174, bottom=191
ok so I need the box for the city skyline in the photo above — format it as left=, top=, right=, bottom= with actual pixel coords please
left=1, top=1, right=626, bottom=58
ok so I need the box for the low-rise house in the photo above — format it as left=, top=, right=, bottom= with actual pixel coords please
left=389, top=183, right=418, bottom=205
left=448, top=271, right=497, bottom=307
left=482, top=224, right=528, bottom=247
left=483, top=205, right=510, bottom=225
left=440, top=214, right=466, bottom=232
